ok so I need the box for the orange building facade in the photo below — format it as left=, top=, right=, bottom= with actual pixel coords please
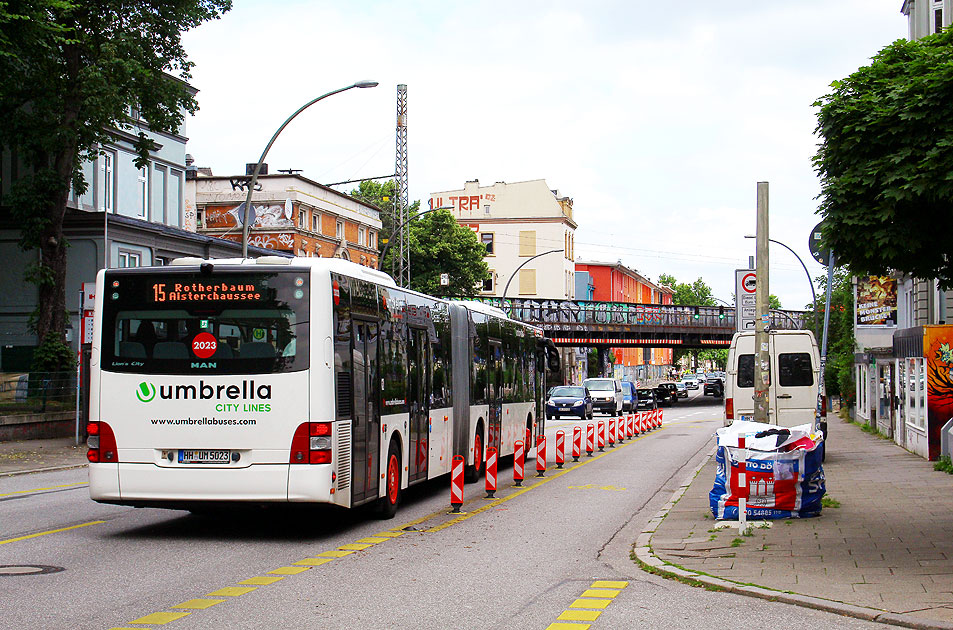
left=575, top=261, right=675, bottom=376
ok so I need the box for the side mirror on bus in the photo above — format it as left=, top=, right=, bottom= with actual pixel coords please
left=546, top=346, right=560, bottom=373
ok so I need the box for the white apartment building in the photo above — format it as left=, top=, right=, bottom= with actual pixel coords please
left=901, top=0, right=951, bottom=40
left=429, top=179, right=576, bottom=299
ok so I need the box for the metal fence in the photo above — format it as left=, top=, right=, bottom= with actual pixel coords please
left=0, top=371, right=77, bottom=414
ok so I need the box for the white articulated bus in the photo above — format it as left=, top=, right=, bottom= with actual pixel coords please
left=87, top=256, right=556, bottom=518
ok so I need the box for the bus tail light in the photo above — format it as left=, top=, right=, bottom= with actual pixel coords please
left=725, top=397, right=734, bottom=420
left=290, top=422, right=332, bottom=464
left=87, top=421, right=118, bottom=463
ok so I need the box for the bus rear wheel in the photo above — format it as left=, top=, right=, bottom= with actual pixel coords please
left=375, top=442, right=401, bottom=519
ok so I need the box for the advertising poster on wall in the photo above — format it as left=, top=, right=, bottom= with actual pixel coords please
left=855, top=276, right=897, bottom=327
left=924, top=326, right=953, bottom=460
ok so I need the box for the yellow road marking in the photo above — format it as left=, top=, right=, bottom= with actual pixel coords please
left=545, top=624, right=591, bottom=630
left=316, top=549, right=353, bottom=558
left=356, top=536, right=390, bottom=543
left=239, top=576, right=284, bottom=585
left=0, top=482, right=87, bottom=498
left=173, top=598, right=225, bottom=610
left=338, top=543, right=372, bottom=550
left=591, top=580, right=629, bottom=589
left=569, top=598, right=611, bottom=609
left=567, top=484, right=626, bottom=491
left=581, top=588, right=620, bottom=598
left=293, top=558, right=334, bottom=566
left=268, top=566, right=310, bottom=575
left=373, top=531, right=404, bottom=538
left=128, top=611, right=190, bottom=624
left=0, top=521, right=104, bottom=546
left=206, top=587, right=256, bottom=597
left=557, top=610, right=601, bottom=621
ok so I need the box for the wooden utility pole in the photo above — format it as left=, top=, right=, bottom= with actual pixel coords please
left=753, top=182, right=771, bottom=423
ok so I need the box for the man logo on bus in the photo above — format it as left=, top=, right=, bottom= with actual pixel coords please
left=136, top=382, right=156, bottom=403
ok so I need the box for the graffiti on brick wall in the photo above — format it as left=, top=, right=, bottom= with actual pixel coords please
left=205, top=204, right=294, bottom=229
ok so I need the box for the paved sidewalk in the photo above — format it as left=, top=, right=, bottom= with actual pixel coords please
left=0, top=436, right=88, bottom=476
left=636, top=416, right=953, bottom=629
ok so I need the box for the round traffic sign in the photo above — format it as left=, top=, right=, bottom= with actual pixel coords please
left=808, top=221, right=831, bottom=266
left=742, top=272, right=757, bottom=293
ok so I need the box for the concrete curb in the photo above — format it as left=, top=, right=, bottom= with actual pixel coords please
left=0, top=463, right=88, bottom=478
left=632, top=447, right=953, bottom=630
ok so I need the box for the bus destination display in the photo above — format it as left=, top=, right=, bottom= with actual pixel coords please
left=151, top=282, right=263, bottom=303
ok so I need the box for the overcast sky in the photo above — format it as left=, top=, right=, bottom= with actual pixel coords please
left=182, top=1, right=907, bottom=310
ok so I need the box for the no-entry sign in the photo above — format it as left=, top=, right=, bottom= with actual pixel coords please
left=735, top=269, right=756, bottom=332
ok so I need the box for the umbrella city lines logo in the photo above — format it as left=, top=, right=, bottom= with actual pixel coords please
left=136, top=382, right=156, bottom=403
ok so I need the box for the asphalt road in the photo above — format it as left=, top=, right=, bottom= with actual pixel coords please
left=0, top=391, right=885, bottom=629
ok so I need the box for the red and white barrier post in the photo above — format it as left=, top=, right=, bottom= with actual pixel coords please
left=485, top=447, right=498, bottom=499
left=572, top=425, right=582, bottom=462
left=616, top=415, right=625, bottom=443
left=524, top=427, right=531, bottom=465
left=514, top=440, right=524, bottom=487
left=608, top=417, right=616, bottom=448
left=738, top=433, right=748, bottom=532
left=586, top=423, right=594, bottom=457
left=658, top=407, right=664, bottom=428
left=597, top=420, right=606, bottom=452
left=450, top=454, right=465, bottom=513
left=555, top=430, right=565, bottom=469
left=536, top=435, right=547, bottom=477
left=626, top=413, right=633, bottom=439
left=637, top=412, right=643, bottom=434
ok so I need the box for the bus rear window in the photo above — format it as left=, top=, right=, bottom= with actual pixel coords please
left=101, top=269, right=309, bottom=375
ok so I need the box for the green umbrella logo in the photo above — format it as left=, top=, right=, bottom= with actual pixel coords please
left=136, top=381, right=156, bottom=403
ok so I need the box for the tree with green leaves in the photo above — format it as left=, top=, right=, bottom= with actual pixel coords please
left=405, top=209, right=489, bottom=297
left=0, top=0, right=231, bottom=371
left=657, top=273, right=726, bottom=368
left=814, top=28, right=953, bottom=287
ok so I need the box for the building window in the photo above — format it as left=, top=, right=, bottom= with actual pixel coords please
left=336, top=220, right=344, bottom=239
left=936, top=5, right=944, bottom=33
left=518, top=268, right=536, bottom=295
left=358, top=227, right=366, bottom=246
left=481, top=232, right=494, bottom=255
left=483, top=270, right=495, bottom=293
left=137, top=164, right=149, bottom=219
left=312, top=212, right=320, bottom=232
left=99, top=150, right=115, bottom=213
left=484, top=204, right=490, bottom=215
left=153, top=164, right=167, bottom=224
left=118, top=250, right=141, bottom=268
left=299, top=209, right=307, bottom=228
left=369, top=231, right=377, bottom=249
left=518, top=230, right=537, bottom=257
left=196, top=208, right=205, bottom=229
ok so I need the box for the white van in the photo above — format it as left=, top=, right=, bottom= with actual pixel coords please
left=582, top=377, right=623, bottom=415
left=724, top=330, right=826, bottom=440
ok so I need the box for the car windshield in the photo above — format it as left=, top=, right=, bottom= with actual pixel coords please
left=551, top=386, right=585, bottom=397
left=584, top=379, right=614, bottom=391
left=681, top=376, right=694, bottom=381
left=637, top=389, right=654, bottom=397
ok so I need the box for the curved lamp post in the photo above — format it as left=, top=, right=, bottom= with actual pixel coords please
left=241, top=80, right=379, bottom=258
left=502, top=249, right=565, bottom=299
left=744, top=234, right=817, bottom=329
left=378, top=206, right=453, bottom=273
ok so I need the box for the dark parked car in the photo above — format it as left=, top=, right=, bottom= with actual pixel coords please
left=655, top=382, right=678, bottom=405
left=635, top=388, right=658, bottom=410
left=545, top=386, right=593, bottom=420
left=621, top=381, right=637, bottom=412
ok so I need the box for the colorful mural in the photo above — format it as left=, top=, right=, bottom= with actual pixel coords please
left=924, top=325, right=953, bottom=460
left=204, top=203, right=294, bottom=229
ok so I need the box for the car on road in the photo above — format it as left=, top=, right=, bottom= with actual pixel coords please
left=621, top=380, right=638, bottom=412
left=704, top=379, right=724, bottom=397
left=681, top=375, right=699, bottom=390
left=545, top=386, right=593, bottom=420
left=675, top=381, right=688, bottom=398
left=655, top=382, right=679, bottom=405
left=635, top=388, right=658, bottom=410
left=582, top=377, right=623, bottom=415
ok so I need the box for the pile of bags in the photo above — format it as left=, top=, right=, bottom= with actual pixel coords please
left=710, top=420, right=826, bottom=520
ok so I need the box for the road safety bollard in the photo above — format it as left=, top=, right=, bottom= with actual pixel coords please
left=450, top=454, right=465, bottom=513
left=555, top=430, right=565, bottom=468
left=597, top=420, right=605, bottom=452
left=536, top=435, right=547, bottom=477
left=524, top=427, right=531, bottom=466
left=658, top=408, right=664, bottom=428
left=625, top=414, right=633, bottom=439
left=608, top=417, right=616, bottom=447
left=586, top=423, right=594, bottom=457
left=738, top=433, right=748, bottom=532
left=514, top=440, right=524, bottom=487
left=572, top=425, right=582, bottom=462
left=485, top=447, right=498, bottom=499
left=616, top=415, right=624, bottom=443
left=637, top=412, right=643, bottom=434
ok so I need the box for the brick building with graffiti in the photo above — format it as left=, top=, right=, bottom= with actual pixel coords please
left=189, top=168, right=382, bottom=267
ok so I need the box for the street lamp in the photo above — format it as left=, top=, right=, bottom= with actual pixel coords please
left=744, top=234, right=817, bottom=326
left=502, top=249, right=565, bottom=299
left=241, top=80, right=379, bottom=258
left=378, top=206, right=454, bottom=273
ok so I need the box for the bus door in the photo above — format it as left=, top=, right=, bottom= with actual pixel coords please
left=351, top=320, right=381, bottom=505
left=487, top=339, right=503, bottom=454
left=408, top=327, right=430, bottom=482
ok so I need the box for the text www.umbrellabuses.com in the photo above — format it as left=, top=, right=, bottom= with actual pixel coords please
left=150, top=417, right=257, bottom=426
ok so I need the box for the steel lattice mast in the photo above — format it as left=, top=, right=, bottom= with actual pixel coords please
left=394, top=84, right=410, bottom=287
